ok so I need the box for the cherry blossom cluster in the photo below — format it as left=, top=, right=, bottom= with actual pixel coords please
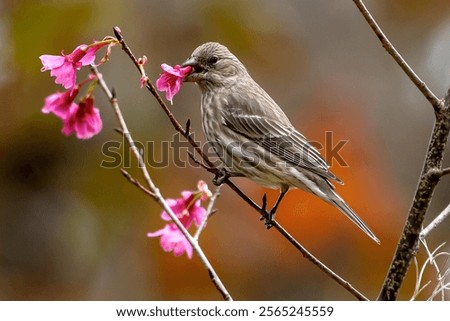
left=155, top=64, right=192, bottom=104
left=40, top=37, right=204, bottom=259
left=40, top=40, right=115, bottom=139
left=147, top=180, right=212, bottom=259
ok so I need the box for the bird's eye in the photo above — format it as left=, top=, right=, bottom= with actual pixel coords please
left=207, top=56, right=219, bottom=65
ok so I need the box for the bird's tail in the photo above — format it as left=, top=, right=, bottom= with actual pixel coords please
left=328, top=190, right=380, bottom=244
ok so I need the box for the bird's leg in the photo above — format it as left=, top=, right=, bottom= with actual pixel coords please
left=212, top=168, right=244, bottom=186
left=264, top=189, right=287, bottom=228
left=259, top=193, right=268, bottom=221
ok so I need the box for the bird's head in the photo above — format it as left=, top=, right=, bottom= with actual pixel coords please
left=181, top=42, right=248, bottom=90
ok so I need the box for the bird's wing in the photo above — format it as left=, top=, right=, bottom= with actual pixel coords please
left=221, top=95, right=342, bottom=183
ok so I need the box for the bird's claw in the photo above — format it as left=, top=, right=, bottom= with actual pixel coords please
left=265, top=209, right=275, bottom=229
left=212, top=169, right=229, bottom=186
left=212, top=169, right=244, bottom=186
left=259, top=193, right=275, bottom=229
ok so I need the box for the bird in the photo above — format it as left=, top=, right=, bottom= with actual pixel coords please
left=181, top=42, right=380, bottom=244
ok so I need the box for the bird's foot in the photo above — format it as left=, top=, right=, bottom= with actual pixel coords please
left=259, top=193, right=275, bottom=229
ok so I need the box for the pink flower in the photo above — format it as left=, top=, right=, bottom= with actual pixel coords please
left=160, top=191, right=207, bottom=228
left=197, top=180, right=212, bottom=201
left=148, top=182, right=211, bottom=259
left=156, top=64, right=192, bottom=104
left=147, top=224, right=193, bottom=259
left=42, top=87, right=79, bottom=119
left=62, top=97, right=103, bottom=139
left=40, top=43, right=106, bottom=89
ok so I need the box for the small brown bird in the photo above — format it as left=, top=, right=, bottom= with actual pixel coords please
left=182, top=42, right=380, bottom=244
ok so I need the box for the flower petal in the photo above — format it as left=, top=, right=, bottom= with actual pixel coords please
left=190, top=202, right=207, bottom=227
left=39, top=55, right=65, bottom=71
left=148, top=224, right=192, bottom=259
left=156, top=64, right=191, bottom=103
left=60, top=97, right=102, bottom=139
left=80, top=42, right=108, bottom=66
left=197, top=180, right=212, bottom=201
left=50, top=62, right=77, bottom=89
left=42, top=88, right=78, bottom=119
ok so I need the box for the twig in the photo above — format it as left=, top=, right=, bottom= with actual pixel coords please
left=352, top=0, right=450, bottom=300
left=194, top=185, right=222, bottom=240
left=411, top=257, right=431, bottom=301
left=112, top=27, right=215, bottom=170
left=120, top=168, right=156, bottom=198
left=352, top=0, right=443, bottom=112
left=91, top=65, right=232, bottom=301
left=410, top=243, right=446, bottom=300
left=271, top=220, right=368, bottom=301
left=202, top=173, right=369, bottom=300
left=112, top=27, right=371, bottom=301
left=429, top=255, right=450, bottom=300
left=377, top=76, right=450, bottom=302
left=420, top=204, right=450, bottom=240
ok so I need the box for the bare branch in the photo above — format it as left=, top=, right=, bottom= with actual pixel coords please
left=271, top=220, right=369, bottom=301
left=352, top=0, right=443, bottom=112
left=120, top=168, right=156, bottom=198
left=420, top=204, right=450, bottom=240
left=113, top=27, right=216, bottom=170
left=352, top=2, right=450, bottom=300
left=411, top=242, right=450, bottom=300
left=194, top=185, right=222, bottom=240
left=217, top=180, right=368, bottom=300
left=377, top=88, right=450, bottom=301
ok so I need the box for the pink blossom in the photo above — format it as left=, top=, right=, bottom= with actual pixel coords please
left=197, top=180, right=212, bottom=201
left=42, top=87, right=79, bottom=119
left=148, top=182, right=211, bottom=259
left=155, top=64, right=192, bottom=104
left=147, top=224, right=193, bottom=259
left=40, top=43, right=106, bottom=89
left=137, top=55, right=148, bottom=66
left=62, top=97, right=103, bottom=139
left=160, top=191, right=207, bottom=228
left=140, top=76, right=147, bottom=88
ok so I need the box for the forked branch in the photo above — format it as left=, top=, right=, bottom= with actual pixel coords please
left=353, top=0, right=450, bottom=301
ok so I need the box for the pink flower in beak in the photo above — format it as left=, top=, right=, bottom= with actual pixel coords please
left=155, top=64, right=192, bottom=104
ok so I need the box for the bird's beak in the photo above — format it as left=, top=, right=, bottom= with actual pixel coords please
left=181, top=57, right=200, bottom=82
left=181, top=57, right=198, bottom=68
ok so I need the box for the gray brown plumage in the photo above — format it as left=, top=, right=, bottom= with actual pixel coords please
left=182, top=42, right=380, bottom=244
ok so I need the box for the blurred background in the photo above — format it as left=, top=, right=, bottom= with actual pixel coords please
left=1, top=0, right=449, bottom=300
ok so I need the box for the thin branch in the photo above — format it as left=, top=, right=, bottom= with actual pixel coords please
left=271, top=219, right=368, bottom=301
left=410, top=243, right=447, bottom=300
left=420, top=204, right=450, bottom=240
left=112, top=28, right=215, bottom=170
left=377, top=86, right=450, bottom=301
left=112, top=27, right=372, bottom=301
left=352, top=0, right=443, bottom=112
left=194, top=185, right=222, bottom=240
left=201, top=174, right=369, bottom=300
left=413, top=242, right=450, bottom=301
left=91, top=65, right=232, bottom=301
left=411, top=257, right=431, bottom=301
left=120, top=168, right=156, bottom=198
left=429, top=254, right=450, bottom=300
left=441, top=167, right=450, bottom=176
